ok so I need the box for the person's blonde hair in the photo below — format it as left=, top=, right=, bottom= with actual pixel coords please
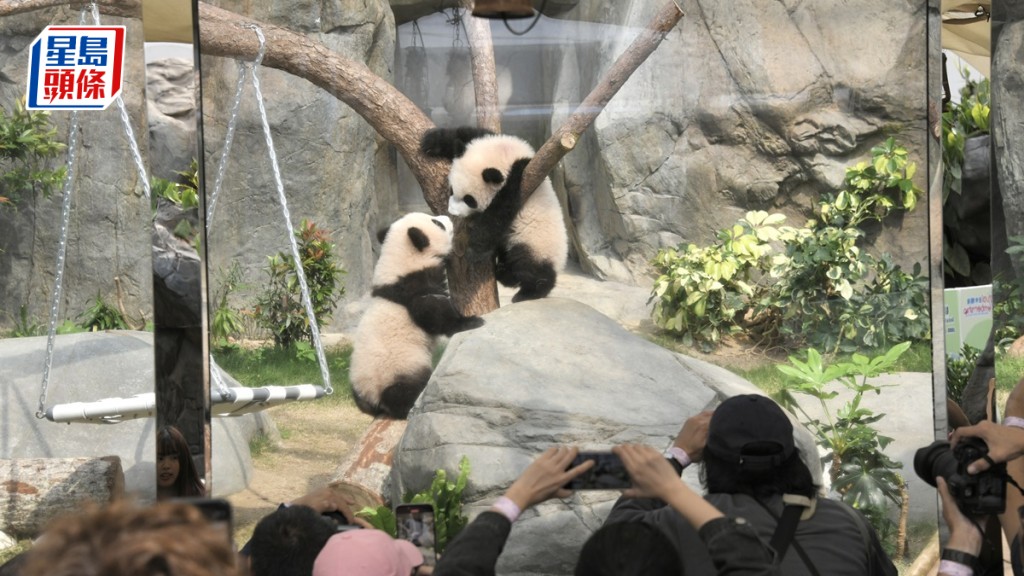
left=21, top=499, right=238, bottom=576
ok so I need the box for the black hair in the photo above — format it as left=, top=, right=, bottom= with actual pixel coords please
left=701, top=446, right=818, bottom=500
left=156, top=425, right=205, bottom=498
left=249, top=505, right=336, bottom=576
left=574, top=521, right=682, bottom=576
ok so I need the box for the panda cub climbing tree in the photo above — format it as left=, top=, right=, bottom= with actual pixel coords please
left=349, top=212, right=483, bottom=419
left=420, top=127, right=568, bottom=302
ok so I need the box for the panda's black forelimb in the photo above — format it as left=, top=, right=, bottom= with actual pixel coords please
left=371, top=268, right=483, bottom=336
left=464, top=157, right=530, bottom=254
left=420, top=126, right=496, bottom=160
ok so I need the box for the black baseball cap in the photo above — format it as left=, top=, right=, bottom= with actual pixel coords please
left=705, top=394, right=796, bottom=471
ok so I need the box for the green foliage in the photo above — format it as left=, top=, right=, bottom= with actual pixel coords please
left=11, top=304, right=44, bottom=337
left=357, top=456, right=471, bottom=554
left=776, top=342, right=910, bottom=545
left=254, top=220, right=345, bottom=348
left=993, top=236, right=1024, bottom=347
left=151, top=158, right=200, bottom=210
left=945, top=344, right=980, bottom=407
left=211, top=262, right=245, bottom=347
left=651, top=139, right=928, bottom=353
left=942, top=71, right=990, bottom=284
left=0, top=98, right=66, bottom=210
left=77, top=292, right=129, bottom=331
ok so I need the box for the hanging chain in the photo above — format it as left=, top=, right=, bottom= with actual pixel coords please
left=244, top=25, right=333, bottom=394
left=38, top=6, right=93, bottom=419
left=207, top=61, right=250, bottom=227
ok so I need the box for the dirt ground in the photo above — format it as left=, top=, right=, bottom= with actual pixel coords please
left=227, top=398, right=373, bottom=547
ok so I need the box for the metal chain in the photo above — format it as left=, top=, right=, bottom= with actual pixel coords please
left=244, top=25, right=332, bottom=394
left=206, top=61, right=250, bottom=227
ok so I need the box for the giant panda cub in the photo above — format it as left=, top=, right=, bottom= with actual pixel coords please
left=420, top=127, right=568, bottom=302
left=350, top=212, right=483, bottom=419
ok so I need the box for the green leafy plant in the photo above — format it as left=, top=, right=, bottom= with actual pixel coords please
left=211, top=262, right=245, bottom=347
left=0, top=98, right=66, bottom=210
left=254, top=220, right=345, bottom=348
left=945, top=344, right=980, bottom=407
left=651, top=139, right=928, bottom=353
left=357, top=456, right=471, bottom=554
left=77, top=292, right=128, bottom=331
left=942, top=70, right=990, bottom=285
left=775, top=342, right=911, bottom=556
left=11, top=305, right=44, bottom=337
left=151, top=158, right=200, bottom=210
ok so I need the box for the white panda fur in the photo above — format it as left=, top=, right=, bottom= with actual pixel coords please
left=420, top=127, right=568, bottom=302
left=349, top=212, right=482, bottom=419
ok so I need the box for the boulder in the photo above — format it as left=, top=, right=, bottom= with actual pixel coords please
left=0, top=331, right=273, bottom=499
left=391, top=298, right=828, bottom=576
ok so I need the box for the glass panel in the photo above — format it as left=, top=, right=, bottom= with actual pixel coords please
left=0, top=1, right=156, bottom=497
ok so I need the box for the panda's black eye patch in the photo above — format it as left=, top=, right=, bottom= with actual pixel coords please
left=482, top=168, right=504, bottom=185
left=463, top=196, right=478, bottom=209
left=432, top=219, right=447, bottom=231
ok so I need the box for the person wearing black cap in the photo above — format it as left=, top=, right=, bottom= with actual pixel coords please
left=605, top=394, right=897, bottom=576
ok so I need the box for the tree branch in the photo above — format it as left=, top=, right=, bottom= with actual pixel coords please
left=521, top=1, right=685, bottom=200
left=0, top=0, right=140, bottom=18
left=196, top=2, right=451, bottom=214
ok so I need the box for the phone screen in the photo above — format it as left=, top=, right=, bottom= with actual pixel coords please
left=395, top=503, right=437, bottom=566
left=176, top=497, right=233, bottom=546
left=564, top=451, right=632, bottom=490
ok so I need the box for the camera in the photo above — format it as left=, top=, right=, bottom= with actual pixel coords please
left=913, top=436, right=1007, bottom=516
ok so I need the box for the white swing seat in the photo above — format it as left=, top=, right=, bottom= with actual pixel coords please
left=45, top=385, right=326, bottom=424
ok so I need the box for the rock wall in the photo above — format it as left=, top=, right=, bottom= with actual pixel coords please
left=199, top=0, right=398, bottom=333
left=0, top=8, right=152, bottom=331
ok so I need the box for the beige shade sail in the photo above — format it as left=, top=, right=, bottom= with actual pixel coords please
left=142, top=0, right=193, bottom=44
left=942, top=0, right=991, bottom=76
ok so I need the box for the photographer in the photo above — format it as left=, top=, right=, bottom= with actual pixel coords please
left=942, top=380, right=1024, bottom=576
left=607, top=394, right=896, bottom=576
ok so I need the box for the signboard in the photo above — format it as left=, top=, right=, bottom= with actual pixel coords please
left=944, top=284, right=993, bottom=358
left=26, top=26, right=126, bottom=110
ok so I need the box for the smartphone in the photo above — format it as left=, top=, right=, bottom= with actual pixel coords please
left=395, top=503, right=437, bottom=566
left=177, top=497, right=233, bottom=545
left=564, top=451, right=632, bottom=490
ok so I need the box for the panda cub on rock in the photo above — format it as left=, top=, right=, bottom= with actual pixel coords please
left=350, top=212, right=483, bottom=419
left=421, top=127, right=568, bottom=302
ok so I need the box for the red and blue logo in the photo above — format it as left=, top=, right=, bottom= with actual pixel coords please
left=26, top=26, right=125, bottom=110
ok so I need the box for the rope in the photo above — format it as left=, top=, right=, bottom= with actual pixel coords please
left=242, top=25, right=333, bottom=394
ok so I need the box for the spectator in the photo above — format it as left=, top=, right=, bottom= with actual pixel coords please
left=242, top=484, right=369, bottom=576
left=433, top=444, right=778, bottom=576
left=607, top=394, right=896, bottom=576
left=313, top=528, right=433, bottom=576
left=157, top=425, right=205, bottom=499
left=949, top=376, right=1024, bottom=576
left=18, top=499, right=239, bottom=576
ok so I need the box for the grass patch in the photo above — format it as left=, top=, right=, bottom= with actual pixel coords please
left=0, top=541, right=30, bottom=566
left=248, top=431, right=276, bottom=457
left=997, top=353, right=1024, bottom=393
left=212, top=344, right=354, bottom=407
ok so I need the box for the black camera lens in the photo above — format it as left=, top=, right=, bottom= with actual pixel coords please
left=913, top=440, right=959, bottom=487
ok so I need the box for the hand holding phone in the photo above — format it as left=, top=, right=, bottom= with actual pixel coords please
left=395, top=503, right=437, bottom=566
left=563, top=451, right=632, bottom=490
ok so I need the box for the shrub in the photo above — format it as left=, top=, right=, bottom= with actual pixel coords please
left=651, top=138, right=929, bottom=353
left=77, top=292, right=128, bottom=331
left=254, top=220, right=344, bottom=348
left=0, top=98, right=66, bottom=210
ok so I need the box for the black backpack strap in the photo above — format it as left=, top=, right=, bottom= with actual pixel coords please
left=755, top=495, right=822, bottom=576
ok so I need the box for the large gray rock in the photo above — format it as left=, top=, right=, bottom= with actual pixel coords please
left=391, top=298, right=827, bottom=576
left=146, top=58, right=198, bottom=182
left=0, top=8, right=152, bottom=332
left=0, top=331, right=272, bottom=499
left=992, top=13, right=1024, bottom=277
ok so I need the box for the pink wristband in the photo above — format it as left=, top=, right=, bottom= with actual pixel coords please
left=491, top=496, right=521, bottom=523
left=1004, top=416, right=1024, bottom=429
left=666, top=446, right=692, bottom=469
left=938, top=560, right=973, bottom=576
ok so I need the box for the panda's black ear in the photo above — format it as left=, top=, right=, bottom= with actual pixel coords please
left=482, top=168, right=504, bottom=185
left=376, top=224, right=391, bottom=244
left=408, top=227, right=431, bottom=252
